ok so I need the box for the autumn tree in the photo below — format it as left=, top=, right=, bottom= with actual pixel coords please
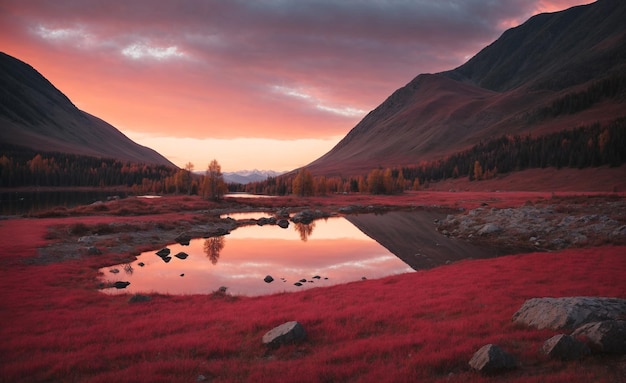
left=394, top=169, right=405, bottom=193
left=292, top=167, right=314, bottom=197
left=201, top=159, right=227, bottom=200
left=184, top=161, right=194, bottom=195
left=472, top=160, right=483, bottom=181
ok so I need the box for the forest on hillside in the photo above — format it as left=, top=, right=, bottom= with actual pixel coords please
left=240, top=118, right=626, bottom=195
left=1, top=118, right=624, bottom=196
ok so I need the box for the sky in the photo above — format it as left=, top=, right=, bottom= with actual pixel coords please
left=0, top=0, right=593, bottom=172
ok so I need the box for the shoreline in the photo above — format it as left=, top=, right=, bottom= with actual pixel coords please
left=1, top=193, right=624, bottom=382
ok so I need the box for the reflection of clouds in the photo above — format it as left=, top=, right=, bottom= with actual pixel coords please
left=100, top=217, right=415, bottom=296
left=326, top=256, right=410, bottom=270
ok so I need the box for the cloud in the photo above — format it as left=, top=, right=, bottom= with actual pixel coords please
left=121, top=43, right=184, bottom=60
left=272, top=85, right=367, bottom=117
left=0, top=0, right=593, bottom=169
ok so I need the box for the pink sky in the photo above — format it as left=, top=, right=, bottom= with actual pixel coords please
left=0, top=0, right=592, bottom=172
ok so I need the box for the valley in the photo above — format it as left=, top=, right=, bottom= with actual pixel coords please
left=1, top=1, right=626, bottom=381
left=1, top=192, right=624, bottom=382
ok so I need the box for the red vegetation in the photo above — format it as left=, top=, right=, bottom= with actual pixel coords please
left=1, top=194, right=625, bottom=382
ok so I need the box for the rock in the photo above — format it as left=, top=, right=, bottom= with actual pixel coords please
left=174, top=252, right=189, bottom=260
left=113, top=281, right=130, bottom=289
left=109, top=268, right=120, bottom=274
left=294, top=282, right=303, bottom=286
left=257, top=217, right=270, bottom=226
left=162, top=256, right=172, bottom=263
left=276, top=208, right=290, bottom=218
left=469, top=344, right=516, bottom=374
left=312, top=275, right=321, bottom=279
left=512, top=297, right=626, bottom=330
left=477, top=223, right=501, bottom=235
left=277, top=219, right=289, bottom=229
left=212, top=227, right=230, bottom=236
left=86, top=246, right=102, bottom=255
left=264, top=275, right=274, bottom=283
left=542, top=334, right=590, bottom=360
left=128, top=294, right=152, bottom=303
left=262, top=321, right=306, bottom=348
left=156, top=248, right=170, bottom=257
left=138, top=262, right=145, bottom=267
left=175, top=233, right=191, bottom=245
left=292, top=210, right=315, bottom=224
left=299, top=278, right=307, bottom=283
left=338, top=205, right=355, bottom=214
left=572, top=320, right=626, bottom=354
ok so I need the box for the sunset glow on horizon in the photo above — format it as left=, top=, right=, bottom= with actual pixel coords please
left=0, top=0, right=593, bottom=172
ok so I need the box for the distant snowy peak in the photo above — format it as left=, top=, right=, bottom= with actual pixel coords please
left=223, top=169, right=285, bottom=184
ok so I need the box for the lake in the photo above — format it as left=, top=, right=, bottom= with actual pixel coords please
left=99, top=216, right=415, bottom=296
left=0, top=190, right=128, bottom=215
left=99, top=209, right=502, bottom=297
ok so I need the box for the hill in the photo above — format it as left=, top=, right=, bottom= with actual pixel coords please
left=0, top=52, right=175, bottom=167
left=222, top=170, right=285, bottom=184
left=307, top=0, right=626, bottom=176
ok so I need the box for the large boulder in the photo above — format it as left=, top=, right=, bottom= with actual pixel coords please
left=542, top=334, right=590, bottom=360
left=469, top=344, right=516, bottom=374
left=262, top=321, right=306, bottom=348
left=512, top=297, right=626, bottom=330
left=572, top=320, right=626, bottom=354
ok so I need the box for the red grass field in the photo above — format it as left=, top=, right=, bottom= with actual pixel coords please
left=1, top=193, right=625, bottom=382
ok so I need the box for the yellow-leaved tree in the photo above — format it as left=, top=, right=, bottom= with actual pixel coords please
left=201, top=159, right=227, bottom=201
left=292, top=168, right=314, bottom=197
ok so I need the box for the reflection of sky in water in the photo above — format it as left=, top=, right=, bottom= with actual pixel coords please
left=99, top=217, right=414, bottom=296
left=219, top=211, right=273, bottom=220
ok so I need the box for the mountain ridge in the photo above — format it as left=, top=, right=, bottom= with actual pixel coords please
left=0, top=52, right=175, bottom=167
left=222, top=169, right=285, bottom=184
left=307, top=0, right=626, bottom=176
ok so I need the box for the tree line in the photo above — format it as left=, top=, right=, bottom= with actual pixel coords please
left=0, top=144, right=228, bottom=199
left=3, top=118, right=623, bottom=197
left=401, top=118, right=625, bottom=187
left=238, top=118, right=626, bottom=195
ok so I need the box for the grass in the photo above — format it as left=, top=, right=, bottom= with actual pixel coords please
left=0, top=193, right=625, bottom=382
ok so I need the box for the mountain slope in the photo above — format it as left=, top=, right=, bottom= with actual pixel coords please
left=307, top=0, right=626, bottom=176
left=223, top=170, right=285, bottom=184
left=0, top=52, right=175, bottom=167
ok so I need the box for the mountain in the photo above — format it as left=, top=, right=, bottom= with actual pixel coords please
left=0, top=52, right=175, bottom=167
left=223, top=169, right=285, bottom=184
left=307, top=0, right=626, bottom=176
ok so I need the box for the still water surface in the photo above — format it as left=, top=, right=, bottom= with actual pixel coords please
left=0, top=190, right=127, bottom=215
left=100, top=217, right=414, bottom=296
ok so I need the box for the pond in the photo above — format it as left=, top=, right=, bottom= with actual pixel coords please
left=219, top=212, right=273, bottom=220
left=100, top=217, right=415, bottom=296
